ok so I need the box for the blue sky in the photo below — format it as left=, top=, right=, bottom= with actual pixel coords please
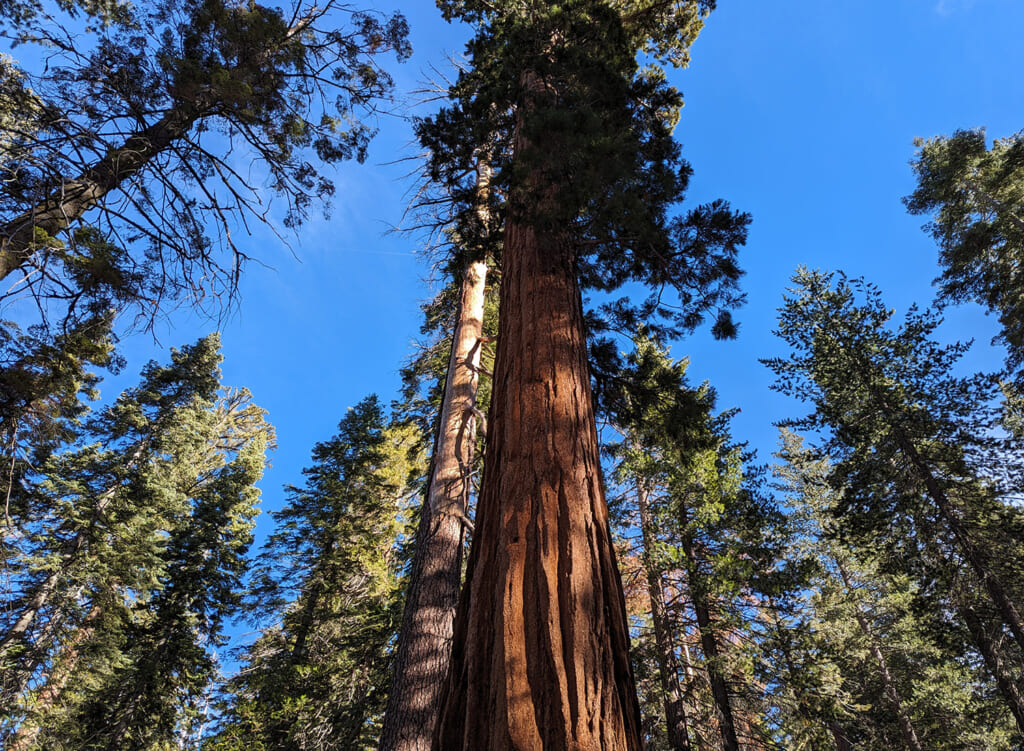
left=95, top=1, right=1023, bottom=570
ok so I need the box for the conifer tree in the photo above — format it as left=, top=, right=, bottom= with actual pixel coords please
left=905, top=128, right=1024, bottom=368
left=771, top=429, right=1017, bottom=750
left=766, top=269, right=1024, bottom=735
left=207, top=396, right=423, bottom=751
left=417, top=3, right=749, bottom=745
left=1, top=335, right=273, bottom=749
left=608, top=337, right=801, bottom=751
left=380, top=156, right=497, bottom=751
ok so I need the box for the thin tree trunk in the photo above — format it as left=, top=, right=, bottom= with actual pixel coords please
left=432, top=69, right=643, bottom=750
left=7, top=602, right=102, bottom=751
left=379, top=257, right=488, bottom=751
left=828, top=721, right=852, bottom=751
left=687, top=582, right=740, bottom=751
left=961, top=602, right=1024, bottom=734
left=635, top=480, right=691, bottom=751
left=676, top=503, right=739, bottom=751
left=835, top=562, right=923, bottom=751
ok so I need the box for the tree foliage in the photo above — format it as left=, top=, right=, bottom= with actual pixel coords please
left=772, top=428, right=1017, bottom=749
left=906, top=128, right=1024, bottom=368
left=0, top=0, right=410, bottom=329
left=417, top=0, right=748, bottom=343
left=766, top=268, right=1024, bottom=738
left=1, top=334, right=273, bottom=749
left=608, top=336, right=804, bottom=750
left=207, top=396, right=423, bottom=751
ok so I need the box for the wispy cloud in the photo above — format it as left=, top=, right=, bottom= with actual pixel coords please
left=934, top=0, right=979, bottom=16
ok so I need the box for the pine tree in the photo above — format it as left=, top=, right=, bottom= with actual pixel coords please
left=207, top=396, right=423, bottom=751
left=1, top=335, right=273, bottom=749
left=380, top=156, right=497, bottom=751
left=905, top=128, right=1024, bottom=368
left=766, top=269, right=1024, bottom=736
left=0, top=0, right=411, bottom=328
left=771, top=428, right=1016, bottom=750
left=416, top=3, right=748, bottom=745
left=608, top=337, right=801, bottom=751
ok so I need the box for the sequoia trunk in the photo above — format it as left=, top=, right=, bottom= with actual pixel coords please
left=380, top=258, right=487, bottom=751
left=432, top=71, right=643, bottom=749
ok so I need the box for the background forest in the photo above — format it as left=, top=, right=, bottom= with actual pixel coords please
left=1, top=0, right=1023, bottom=749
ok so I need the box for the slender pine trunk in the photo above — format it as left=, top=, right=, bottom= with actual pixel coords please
left=379, top=257, right=488, bottom=751
left=635, top=480, right=691, bottom=751
left=835, top=562, right=923, bottom=751
left=960, top=602, right=1024, bottom=734
left=676, top=505, right=739, bottom=751
left=687, top=585, right=739, bottom=751
left=828, top=721, right=852, bottom=751
left=432, top=70, right=643, bottom=751
left=7, top=602, right=102, bottom=751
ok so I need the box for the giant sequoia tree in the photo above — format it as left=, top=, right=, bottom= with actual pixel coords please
left=417, top=3, right=749, bottom=746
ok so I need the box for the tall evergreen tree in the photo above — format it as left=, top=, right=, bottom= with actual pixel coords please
left=905, top=128, right=1024, bottom=368
left=771, top=428, right=1016, bottom=750
left=207, top=396, right=423, bottom=751
left=766, top=269, right=1024, bottom=735
left=417, top=3, right=749, bottom=746
left=607, top=337, right=801, bottom=751
left=1, top=335, right=273, bottom=749
left=380, top=156, right=496, bottom=751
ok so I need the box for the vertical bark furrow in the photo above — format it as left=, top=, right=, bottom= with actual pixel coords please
left=434, top=202, right=641, bottom=748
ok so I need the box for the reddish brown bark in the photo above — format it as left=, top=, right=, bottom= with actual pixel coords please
left=379, top=258, right=488, bottom=751
left=432, top=71, right=643, bottom=749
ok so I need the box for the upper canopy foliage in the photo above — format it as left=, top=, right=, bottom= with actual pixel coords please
left=417, top=0, right=747, bottom=343
left=0, top=0, right=410, bottom=330
left=906, top=128, right=1024, bottom=369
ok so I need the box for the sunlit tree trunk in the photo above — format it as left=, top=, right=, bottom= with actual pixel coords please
left=379, top=256, right=488, bottom=751
left=432, top=70, right=643, bottom=750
